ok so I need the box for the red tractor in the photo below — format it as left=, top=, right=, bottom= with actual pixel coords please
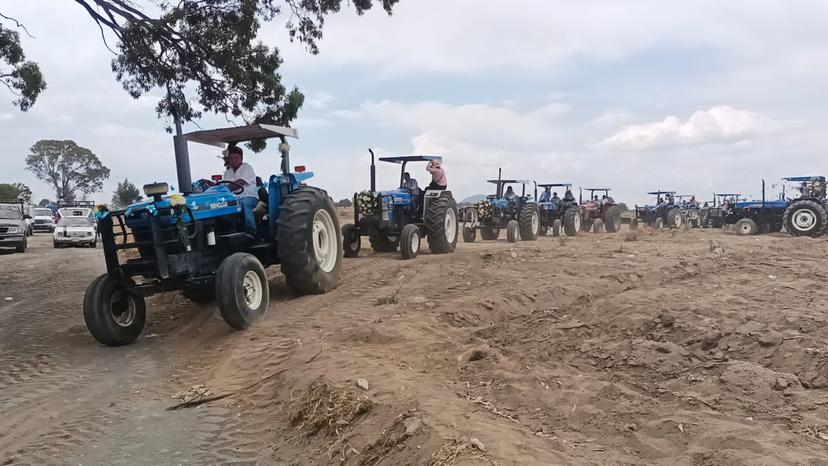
left=579, top=188, right=622, bottom=233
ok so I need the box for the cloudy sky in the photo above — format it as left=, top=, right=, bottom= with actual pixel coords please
left=2, top=0, right=827, bottom=205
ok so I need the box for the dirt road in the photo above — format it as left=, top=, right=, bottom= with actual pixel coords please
left=2, top=223, right=827, bottom=465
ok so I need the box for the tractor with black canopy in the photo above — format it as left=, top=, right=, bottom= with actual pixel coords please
left=634, top=191, right=684, bottom=229
left=460, top=171, right=540, bottom=243
left=86, top=124, right=343, bottom=346
left=700, top=193, right=742, bottom=228
left=579, top=188, right=622, bottom=233
left=341, top=152, right=458, bottom=260
left=536, top=183, right=579, bottom=237
left=722, top=180, right=787, bottom=235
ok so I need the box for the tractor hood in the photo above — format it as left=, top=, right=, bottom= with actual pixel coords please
left=123, top=185, right=241, bottom=226
left=377, top=188, right=414, bottom=206
left=735, top=200, right=789, bottom=210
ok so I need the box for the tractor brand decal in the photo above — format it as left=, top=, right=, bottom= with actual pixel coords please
left=209, top=201, right=229, bottom=210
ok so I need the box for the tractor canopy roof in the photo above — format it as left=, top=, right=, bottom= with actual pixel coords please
left=487, top=179, right=532, bottom=185
left=538, top=183, right=571, bottom=188
left=378, top=155, right=442, bottom=164
left=583, top=187, right=611, bottom=192
left=182, top=123, right=298, bottom=147
left=647, top=191, right=676, bottom=195
left=675, top=194, right=696, bottom=199
left=783, top=176, right=826, bottom=182
left=714, top=193, right=742, bottom=197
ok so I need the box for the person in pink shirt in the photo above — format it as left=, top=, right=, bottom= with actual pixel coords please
left=426, top=159, right=447, bottom=190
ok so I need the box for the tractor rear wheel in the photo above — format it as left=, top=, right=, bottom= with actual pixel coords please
left=83, top=273, right=146, bottom=346
left=518, top=203, right=540, bottom=241
left=400, top=224, right=421, bottom=260
left=342, top=224, right=361, bottom=258
left=506, top=220, right=520, bottom=243
left=463, top=225, right=477, bottom=243
left=425, top=193, right=458, bottom=254
left=552, top=219, right=562, bottom=237
left=735, top=218, right=759, bottom=236
left=592, top=218, right=604, bottom=233
left=783, top=200, right=827, bottom=237
left=603, top=206, right=621, bottom=233
left=216, top=253, right=269, bottom=330
left=667, top=208, right=684, bottom=228
left=563, top=208, right=580, bottom=237
left=278, top=187, right=343, bottom=295
left=480, top=223, right=500, bottom=240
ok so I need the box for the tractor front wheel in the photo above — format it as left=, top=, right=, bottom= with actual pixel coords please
left=667, top=208, right=684, bottom=228
left=783, top=200, right=827, bottom=237
left=83, top=274, right=146, bottom=346
left=552, top=219, right=562, bottom=237
left=342, top=224, right=361, bottom=258
left=603, top=206, right=621, bottom=233
left=654, top=218, right=665, bottom=230
left=518, top=203, right=540, bottom=241
left=463, top=225, right=477, bottom=243
left=506, top=220, right=520, bottom=243
left=216, top=253, right=269, bottom=330
left=278, top=187, right=343, bottom=294
left=735, top=218, right=759, bottom=236
left=592, top=218, right=604, bottom=233
left=400, top=224, right=421, bottom=260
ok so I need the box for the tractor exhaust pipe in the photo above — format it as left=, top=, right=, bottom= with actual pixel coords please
left=369, top=149, right=376, bottom=192
left=762, top=179, right=766, bottom=205
left=497, top=168, right=502, bottom=198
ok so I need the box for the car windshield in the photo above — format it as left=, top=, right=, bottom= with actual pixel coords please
left=0, top=208, right=20, bottom=219
left=34, top=209, right=53, bottom=216
left=58, top=217, right=92, bottom=227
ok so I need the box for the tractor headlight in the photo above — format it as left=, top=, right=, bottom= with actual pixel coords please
left=6, top=227, right=18, bottom=234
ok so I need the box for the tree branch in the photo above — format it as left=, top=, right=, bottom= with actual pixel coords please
left=0, top=12, right=35, bottom=38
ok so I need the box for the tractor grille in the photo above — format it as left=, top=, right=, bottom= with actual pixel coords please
left=0, top=227, right=8, bottom=234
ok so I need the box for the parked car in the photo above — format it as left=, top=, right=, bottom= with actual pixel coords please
left=53, top=216, right=97, bottom=248
left=32, top=207, right=56, bottom=233
left=0, top=204, right=29, bottom=253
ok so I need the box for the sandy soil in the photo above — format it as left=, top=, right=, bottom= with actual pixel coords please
left=1, top=213, right=827, bottom=465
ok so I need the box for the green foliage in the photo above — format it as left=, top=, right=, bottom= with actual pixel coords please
left=25, top=140, right=111, bottom=202
left=0, top=23, right=46, bottom=111
left=111, top=178, right=143, bottom=208
left=37, top=198, right=52, bottom=207
left=0, top=182, right=32, bottom=203
left=617, top=202, right=629, bottom=212
left=336, top=198, right=353, bottom=208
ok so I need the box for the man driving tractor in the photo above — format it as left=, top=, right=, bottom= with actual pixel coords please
left=200, top=146, right=259, bottom=233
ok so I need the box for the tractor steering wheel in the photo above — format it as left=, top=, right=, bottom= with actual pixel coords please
left=215, top=180, right=245, bottom=195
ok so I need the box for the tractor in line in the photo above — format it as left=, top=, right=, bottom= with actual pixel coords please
left=578, top=188, right=622, bottom=233
left=536, top=183, right=579, bottom=237
left=633, top=191, right=684, bottom=229
left=460, top=171, right=540, bottom=243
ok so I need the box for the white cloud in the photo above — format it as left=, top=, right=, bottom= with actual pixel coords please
left=0, top=113, right=13, bottom=122
left=596, top=106, right=778, bottom=151
left=304, top=92, right=336, bottom=109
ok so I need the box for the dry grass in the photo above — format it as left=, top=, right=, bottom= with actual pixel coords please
left=287, top=379, right=373, bottom=436
left=624, top=230, right=641, bottom=242
left=428, top=437, right=491, bottom=466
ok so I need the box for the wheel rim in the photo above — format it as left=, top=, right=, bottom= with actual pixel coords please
left=242, top=270, right=263, bottom=309
left=411, top=230, right=420, bottom=254
left=445, top=208, right=457, bottom=243
left=573, top=213, right=581, bottom=231
left=673, top=214, right=683, bottom=227
left=312, top=209, right=338, bottom=273
left=739, top=222, right=752, bottom=234
left=110, top=290, right=136, bottom=328
left=792, top=208, right=817, bottom=232
left=531, top=211, right=539, bottom=234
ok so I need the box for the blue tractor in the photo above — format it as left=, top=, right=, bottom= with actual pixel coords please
left=85, top=124, right=343, bottom=346
left=341, top=152, right=458, bottom=260
left=460, top=171, right=540, bottom=243
left=722, top=180, right=788, bottom=235
left=782, top=176, right=827, bottom=237
left=700, top=193, right=742, bottom=229
left=634, top=191, right=685, bottom=229
left=536, top=183, right=580, bottom=237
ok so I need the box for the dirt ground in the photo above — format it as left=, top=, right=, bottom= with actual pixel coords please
left=2, top=211, right=828, bottom=465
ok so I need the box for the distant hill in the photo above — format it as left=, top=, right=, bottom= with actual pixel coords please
left=461, top=194, right=486, bottom=205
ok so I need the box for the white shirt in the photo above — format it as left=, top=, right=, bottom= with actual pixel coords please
left=223, top=162, right=258, bottom=199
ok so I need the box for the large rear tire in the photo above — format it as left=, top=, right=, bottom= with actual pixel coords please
left=425, top=193, right=458, bottom=254
left=83, top=274, right=146, bottom=346
left=480, top=223, right=500, bottom=240
left=518, top=203, right=540, bottom=241
left=278, top=187, right=343, bottom=295
left=216, top=253, right=269, bottom=330
left=400, top=224, right=421, bottom=260
left=667, top=208, right=684, bottom=228
left=563, top=208, right=580, bottom=237
left=735, top=218, right=759, bottom=236
left=342, top=223, right=361, bottom=258
left=783, top=200, right=827, bottom=237
left=603, top=206, right=621, bottom=233
left=506, top=220, right=520, bottom=243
